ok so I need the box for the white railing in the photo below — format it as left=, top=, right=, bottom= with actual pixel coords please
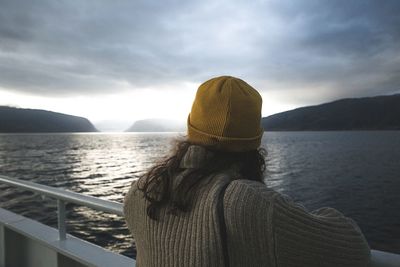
left=0, top=175, right=399, bottom=267
left=0, top=175, right=123, bottom=241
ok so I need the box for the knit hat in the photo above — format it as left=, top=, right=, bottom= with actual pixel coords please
left=187, top=76, right=263, bottom=152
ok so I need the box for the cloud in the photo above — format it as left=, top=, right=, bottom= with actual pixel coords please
left=0, top=0, right=399, bottom=105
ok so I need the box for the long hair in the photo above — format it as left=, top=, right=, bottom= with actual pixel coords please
left=137, top=139, right=267, bottom=220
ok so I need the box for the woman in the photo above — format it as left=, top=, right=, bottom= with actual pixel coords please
left=124, top=76, right=371, bottom=267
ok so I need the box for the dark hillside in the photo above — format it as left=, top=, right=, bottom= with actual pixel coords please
left=0, top=106, right=98, bottom=133
left=262, top=94, right=400, bottom=131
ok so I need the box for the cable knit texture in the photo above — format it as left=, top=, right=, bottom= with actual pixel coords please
left=123, top=145, right=371, bottom=267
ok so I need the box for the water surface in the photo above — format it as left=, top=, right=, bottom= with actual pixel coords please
left=0, top=131, right=399, bottom=257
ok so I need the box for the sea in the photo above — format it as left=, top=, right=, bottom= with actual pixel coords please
left=0, top=131, right=399, bottom=258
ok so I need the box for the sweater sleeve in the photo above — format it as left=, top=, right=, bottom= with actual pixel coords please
left=273, top=193, right=371, bottom=267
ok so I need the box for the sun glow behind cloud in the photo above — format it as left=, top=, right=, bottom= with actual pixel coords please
left=1, top=81, right=295, bottom=131
left=1, top=83, right=199, bottom=131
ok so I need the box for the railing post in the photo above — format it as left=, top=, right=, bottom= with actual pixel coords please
left=0, top=224, right=5, bottom=267
left=57, top=199, right=66, bottom=240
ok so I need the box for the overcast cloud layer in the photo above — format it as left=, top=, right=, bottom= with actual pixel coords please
left=1, top=0, right=400, bottom=103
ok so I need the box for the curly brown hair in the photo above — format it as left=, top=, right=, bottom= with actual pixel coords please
left=137, top=139, right=267, bottom=220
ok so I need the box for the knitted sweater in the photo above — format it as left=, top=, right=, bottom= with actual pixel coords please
left=123, top=146, right=371, bottom=267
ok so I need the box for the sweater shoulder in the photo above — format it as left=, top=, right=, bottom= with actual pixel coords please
left=223, top=179, right=279, bottom=228
left=225, top=179, right=278, bottom=203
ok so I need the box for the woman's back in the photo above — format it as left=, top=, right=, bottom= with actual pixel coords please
left=124, top=145, right=370, bottom=267
left=124, top=144, right=275, bottom=267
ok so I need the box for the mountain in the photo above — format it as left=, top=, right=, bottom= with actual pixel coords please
left=0, top=106, right=98, bottom=133
left=94, top=120, right=132, bottom=132
left=262, top=94, right=400, bottom=131
left=126, top=119, right=185, bottom=132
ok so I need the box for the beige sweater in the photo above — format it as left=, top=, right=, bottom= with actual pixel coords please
left=124, top=146, right=371, bottom=267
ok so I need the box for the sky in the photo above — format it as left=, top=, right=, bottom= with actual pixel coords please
left=1, top=0, right=399, bottom=131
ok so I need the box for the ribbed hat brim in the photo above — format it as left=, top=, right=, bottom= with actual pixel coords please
left=187, top=116, right=264, bottom=152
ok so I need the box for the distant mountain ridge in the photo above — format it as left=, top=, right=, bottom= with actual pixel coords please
left=262, top=94, right=400, bottom=131
left=0, top=106, right=97, bottom=133
left=126, top=119, right=185, bottom=132
left=4, top=93, right=397, bottom=133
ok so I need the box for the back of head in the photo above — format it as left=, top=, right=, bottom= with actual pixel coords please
left=188, top=76, right=264, bottom=152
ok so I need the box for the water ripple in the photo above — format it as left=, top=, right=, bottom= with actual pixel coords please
left=0, top=131, right=400, bottom=257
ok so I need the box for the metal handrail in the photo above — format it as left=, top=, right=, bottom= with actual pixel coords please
left=0, top=175, right=123, bottom=240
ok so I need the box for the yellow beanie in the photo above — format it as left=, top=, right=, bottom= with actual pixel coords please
left=187, top=76, right=263, bottom=152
